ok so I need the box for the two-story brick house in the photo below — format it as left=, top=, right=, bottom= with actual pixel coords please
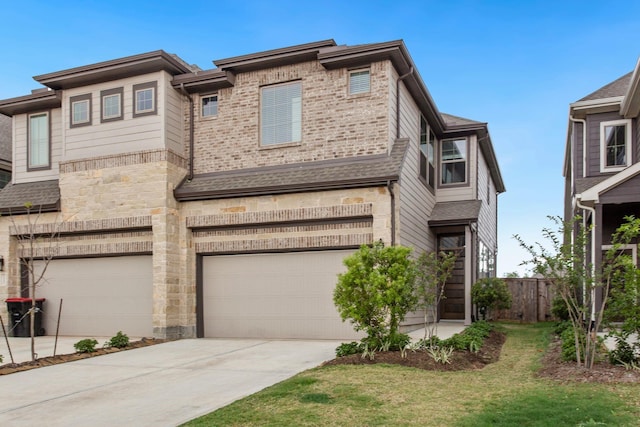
left=564, top=58, right=640, bottom=284
left=0, top=40, right=504, bottom=340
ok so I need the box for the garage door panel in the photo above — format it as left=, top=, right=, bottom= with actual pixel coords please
left=35, top=256, right=153, bottom=337
left=203, top=251, right=361, bottom=339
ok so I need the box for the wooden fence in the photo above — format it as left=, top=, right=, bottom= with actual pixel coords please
left=494, top=278, right=556, bottom=322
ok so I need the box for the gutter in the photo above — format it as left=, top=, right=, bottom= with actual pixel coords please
left=179, top=83, right=195, bottom=180
left=387, top=180, right=396, bottom=245
left=569, top=115, right=587, bottom=179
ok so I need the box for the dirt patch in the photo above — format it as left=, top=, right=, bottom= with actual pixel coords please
left=537, top=338, right=640, bottom=384
left=0, top=337, right=166, bottom=376
left=323, top=330, right=506, bottom=371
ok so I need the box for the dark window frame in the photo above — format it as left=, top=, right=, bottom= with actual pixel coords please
left=27, top=111, right=52, bottom=171
left=132, top=81, right=157, bottom=118
left=439, top=137, right=469, bottom=187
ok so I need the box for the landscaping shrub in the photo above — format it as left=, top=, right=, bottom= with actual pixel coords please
left=74, top=338, right=98, bottom=353
left=471, top=278, right=511, bottom=320
left=335, top=342, right=361, bottom=357
left=551, top=295, right=570, bottom=321
left=608, top=333, right=640, bottom=366
left=334, top=242, right=417, bottom=343
left=440, top=320, right=493, bottom=352
left=107, top=331, right=130, bottom=348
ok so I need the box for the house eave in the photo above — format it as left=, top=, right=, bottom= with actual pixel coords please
left=34, top=50, right=193, bottom=90
left=620, top=57, right=640, bottom=118
left=0, top=90, right=62, bottom=116
left=579, top=162, right=640, bottom=203
left=171, top=70, right=235, bottom=93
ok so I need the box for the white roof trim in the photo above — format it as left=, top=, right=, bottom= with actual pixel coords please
left=579, top=162, right=640, bottom=203
left=621, top=57, right=640, bottom=117
left=570, top=96, right=624, bottom=110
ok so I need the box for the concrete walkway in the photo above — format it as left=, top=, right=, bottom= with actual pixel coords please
left=0, top=322, right=466, bottom=426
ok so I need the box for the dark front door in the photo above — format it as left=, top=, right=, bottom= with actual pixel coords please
left=438, top=234, right=465, bottom=320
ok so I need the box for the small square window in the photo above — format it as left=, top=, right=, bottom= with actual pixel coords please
left=202, top=95, right=218, bottom=117
left=133, top=82, right=157, bottom=117
left=70, top=94, right=91, bottom=128
left=101, top=88, right=123, bottom=122
left=349, top=69, right=370, bottom=95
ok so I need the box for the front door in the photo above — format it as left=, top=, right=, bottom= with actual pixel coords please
left=438, top=234, right=465, bottom=320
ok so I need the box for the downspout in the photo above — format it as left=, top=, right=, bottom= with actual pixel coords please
left=179, top=83, right=195, bottom=181
left=396, top=67, right=414, bottom=139
left=576, top=197, right=597, bottom=326
left=569, top=115, right=587, bottom=179
left=387, top=180, right=396, bottom=246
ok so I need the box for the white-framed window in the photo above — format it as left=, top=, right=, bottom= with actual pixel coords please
left=101, top=87, right=123, bottom=122
left=70, top=94, right=91, bottom=127
left=28, top=112, right=50, bottom=169
left=133, top=82, right=157, bottom=117
left=349, top=69, right=370, bottom=95
left=441, top=138, right=467, bottom=184
left=600, top=119, right=632, bottom=172
left=419, top=114, right=436, bottom=189
left=202, top=94, right=218, bottom=117
left=261, top=81, right=302, bottom=146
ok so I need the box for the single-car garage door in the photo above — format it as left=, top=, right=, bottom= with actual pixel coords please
left=202, top=250, right=360, bottom=339
left=35, top=256, right=153, bottom=337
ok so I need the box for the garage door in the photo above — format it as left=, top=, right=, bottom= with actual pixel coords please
left=202, top=250, right=360, bottom=339
left=34, top=256, right=153, bottom=337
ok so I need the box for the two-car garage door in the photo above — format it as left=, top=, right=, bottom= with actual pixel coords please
left=35, top=256, right=153, bottom=337
left=202, top=250, right=360, bottom=340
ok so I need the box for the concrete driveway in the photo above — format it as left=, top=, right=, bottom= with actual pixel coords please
left=0, top=338, right=341, bottom=426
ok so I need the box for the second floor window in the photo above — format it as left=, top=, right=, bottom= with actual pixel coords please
left=70, top=94, right=91, bottom=127
left=202, top=94, right=218, bottom=117
left=261, top=81, right=301, bottom=146
left=349, top=69, right=370, bottom=95
left=133, top=82, right=157, bottom=117
left=419, top=115, right=436, bottom=189
left=28, top=112, right=50, bottom=169
left=601, top=119, right=631, bottom=172
left=441, top=138, right=467, bottom=184
left=101, top=88, right=123, bottom=122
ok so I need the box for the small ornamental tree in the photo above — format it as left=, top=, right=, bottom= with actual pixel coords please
left=414, top=250, right=457, bottom=343
left=516, top=215, right=640, bottom=369
left=333, top=241, right=417, bottom=344
left=471, top=277, right=512, bottom=320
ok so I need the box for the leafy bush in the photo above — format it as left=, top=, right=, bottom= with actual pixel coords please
left=335, top=342, right=361, bottom=357
left=608, top=333, right=640, bottom=366
left=74, top=338, right=98, bottom=353
left=334, top=242, right=417, bottom=343
left=560, top=326, right=578, bottom=361
left=551, top=295, right=569, bottom=321
left=440, top=320, right=493, bottom=352
left=107, top=331, right=130, bottom=348
left=471, top=278, right=512, bottom=320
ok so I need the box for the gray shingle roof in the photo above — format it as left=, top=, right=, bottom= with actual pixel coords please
left=575, top=176, right=610, bottom=194
left=0, top=180, right=60, bottom=213
left=440, top=113, right=484, bottom=127
left=578, top=72, right=632, bottom=101
left=0, top=114, right=11, bottom=163
left=429, top=200, right=482, bottom=226
left=175, top=139, right=409, bottom=201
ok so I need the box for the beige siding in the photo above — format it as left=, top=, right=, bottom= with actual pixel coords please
left=62, top=71, right=173, bottom=161
left=191, top=60, right=391, bottom=174
left=477, top=148, right=498, bottom=252
left=164, top=75, right=184, bottom=155
left=392, top=67, right=436, bottom=254
left=436, top=134, right=477, bottom=202
left=14, top=109, right=62, bottom=184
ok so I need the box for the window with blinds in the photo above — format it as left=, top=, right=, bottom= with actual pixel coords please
left=261, top=81, right=302, bottom=146
left=349, top=69, right=370, bottom=95
left=28, top=112, right=50, bottom=169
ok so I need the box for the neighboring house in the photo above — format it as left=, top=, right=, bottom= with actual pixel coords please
left=0, top=40, right=504, bottom=340
left=0, top=114, right=11, bottom=188
left=564, top=57, right=640, bottom=294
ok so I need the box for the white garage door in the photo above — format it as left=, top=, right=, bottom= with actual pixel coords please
left=202, top=250, right=360, bottom=339
left=35, top=256, right=153, bottom=337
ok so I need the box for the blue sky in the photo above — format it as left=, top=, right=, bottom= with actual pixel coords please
left=1, top=1, right=639, bottom=275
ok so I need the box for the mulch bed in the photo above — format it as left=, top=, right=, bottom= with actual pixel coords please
left=537, top=338, right=640, bottom=384
left=322, top=330, right=506, bottom=371
left=0, top=337, right=166, bottom=376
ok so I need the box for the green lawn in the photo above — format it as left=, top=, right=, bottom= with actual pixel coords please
left=183, top=323, right=640, bottom=426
